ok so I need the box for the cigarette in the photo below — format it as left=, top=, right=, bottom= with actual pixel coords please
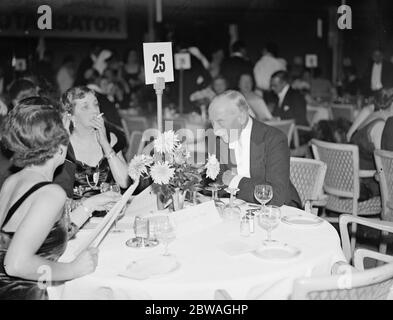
left=97, top=113, right=104, bottom=118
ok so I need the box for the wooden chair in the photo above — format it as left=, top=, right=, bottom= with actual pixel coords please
left=125, top=131, right=143, bottom=162
left=292, top=249, right=393, bottom=299
left=374, top=149, right=393, bottom=222
left=290, top=157, right=327, bottom=214
left=340, top=214, right=393, bottom=261
left=311, top=139, right=381, bottom=252
left=264, top=119, right=295, bottom=146
left=330, top=104, right=355, bottom=122
left=292, top=214, right=393, bottom=299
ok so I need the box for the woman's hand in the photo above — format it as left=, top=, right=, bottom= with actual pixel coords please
left=71, top=248, right=99, bottom=278
left=83, top=191, right=122, bottom=212
left=90, top=115, right=111, bottom=152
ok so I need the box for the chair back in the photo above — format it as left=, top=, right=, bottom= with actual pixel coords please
left=311, top=139, right=359, bottom=199
left=292, top=262, right=393, bottom=300
left=125, top=131, right=143, bottom=161
left=290, top=157, right=327, bottom=207
left=330, top=104, right=355, bottom=122
left=374, top=149, right=393, bottom=222
left=121, top=115, right=148, bottom=145
left=265, top=119, right=295, bottom=146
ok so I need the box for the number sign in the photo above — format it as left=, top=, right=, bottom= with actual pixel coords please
left=143, top=42, right=174, bottom=84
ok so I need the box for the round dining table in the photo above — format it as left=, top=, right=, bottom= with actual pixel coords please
left=48, top=196, right=346, bottom=300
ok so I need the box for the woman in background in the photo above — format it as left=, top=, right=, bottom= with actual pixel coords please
left=238, top=73, right=272, bottom=121
left=350, top=89, right=393, bottom=200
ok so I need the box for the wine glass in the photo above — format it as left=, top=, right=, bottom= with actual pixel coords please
left=155, top=216, right=176, bottom=256
left=100, top=182, right=122, bottom=232
left=257, top=205, right=281, bottom=244
left=205, top=182, right=225, bottom=216
left=222, top=187, right=241, bottom=222
left=254, top=184, right=273, bottom=213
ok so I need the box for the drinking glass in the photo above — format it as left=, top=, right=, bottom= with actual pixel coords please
left=155, top=216, right=176, bottom=256
left=100, top=182, right=122, bottom=232
left=205, top=182, right=225, bottom=216
left=254, top=184, right=273, bottom=213
left=257, top=205, right=281, bottom=244
left=127, top=216, right=149, bottom=247
left=222, top=187, right=241, bottom=222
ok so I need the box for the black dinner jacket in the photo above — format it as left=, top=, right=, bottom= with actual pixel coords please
left=272, top=87, right=308, bottom=126
left=362, top=60, right=393, bottom=95
left=214, top=119, right=302, bottom=208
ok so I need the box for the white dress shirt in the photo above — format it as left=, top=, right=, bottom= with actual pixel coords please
left=371, top=63, right=383, bottom=91
left=277, top=84, right=290, bottom=107
left=253, top=54, right=286, bottom=91
left=228, top=117, right=253, bottom=189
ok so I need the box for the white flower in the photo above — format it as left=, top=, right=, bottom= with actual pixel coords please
left=205, top=153, right=220, bottom=180
left=153, top=130, right=180, bottom=154
left=128, top=154, right=153, bottom=180
left=150, top=162, right=175, bottom=185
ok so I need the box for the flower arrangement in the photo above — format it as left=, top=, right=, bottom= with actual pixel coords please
left=128, top=130, right=220, bottom=209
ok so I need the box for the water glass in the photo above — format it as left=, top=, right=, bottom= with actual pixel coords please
left=257, top=205, right=281, bottom=244
left=155, top=216, right=176, bottom=256
left=254, top=184, right=273, bottom=212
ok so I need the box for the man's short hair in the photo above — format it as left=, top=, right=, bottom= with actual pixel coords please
left=211, top=90, right=250, bottom=113
left=271, top=70, right=289, bottom=83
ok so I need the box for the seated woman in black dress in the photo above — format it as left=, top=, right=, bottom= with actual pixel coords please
left=56, top=86, right=130, bottom=203
left=350, top=89, right=393, bottom=200
left=0, top=97, right=121, bottom=300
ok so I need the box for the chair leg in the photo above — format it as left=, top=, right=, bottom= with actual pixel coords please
left=350, top=222, right=357, bottom=255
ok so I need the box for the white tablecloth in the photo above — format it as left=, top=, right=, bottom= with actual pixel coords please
left=48, top=198, right=345, bottom=300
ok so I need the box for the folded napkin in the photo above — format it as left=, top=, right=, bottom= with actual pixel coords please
left=119, top=255, right=179, bottom=280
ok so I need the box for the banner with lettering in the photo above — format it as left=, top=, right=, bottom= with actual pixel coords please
left=0, top=0, right=127, bottom=39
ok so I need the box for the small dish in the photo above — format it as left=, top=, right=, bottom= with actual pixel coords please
left=253, top=243, right=301, bottom=261
left=281, top=215, right=324, bottom=227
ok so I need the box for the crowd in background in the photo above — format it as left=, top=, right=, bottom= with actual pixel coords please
left=1, top=40, right=393, bottom=195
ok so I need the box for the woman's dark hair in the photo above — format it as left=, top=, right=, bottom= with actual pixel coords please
left=0, top=96, right=69, bottom=167
left=238, top=72, right=256, bottom=91
left=61, top=86, right=95, bottom=114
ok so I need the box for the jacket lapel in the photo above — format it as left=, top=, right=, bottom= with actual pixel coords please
left=250, top=121, right=266, bottom=177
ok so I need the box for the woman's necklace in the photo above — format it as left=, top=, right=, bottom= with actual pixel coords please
left=24, top=168, right=52, bottom=182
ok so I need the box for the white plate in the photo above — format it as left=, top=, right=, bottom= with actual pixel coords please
left=253, top=243, right=301, bottom=261
left=281, top=215, right=324, bottom=227
left=119, top=256, right=180, bottom=280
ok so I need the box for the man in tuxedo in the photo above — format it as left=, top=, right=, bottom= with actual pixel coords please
left=270, top=70, right=308, bottom=126
left=208, top=90, right=301, bottom=208
left=220, top=41, right=253, bottom=90
left=363, top=49, right=393, bottom=97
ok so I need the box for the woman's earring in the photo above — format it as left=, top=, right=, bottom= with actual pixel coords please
left=59, top=148, right=64, bottom=156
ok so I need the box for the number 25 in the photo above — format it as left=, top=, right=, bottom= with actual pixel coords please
left=152, top=54, right=165, bottom=73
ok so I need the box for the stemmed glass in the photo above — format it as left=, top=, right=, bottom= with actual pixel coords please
left=257, top=205, right=281, bottom=244
left=155, top=216, right=176, bottom=256
left=100, top=182, right=122, bottom=232
left=254, top=185, right=273, bottom=213
left=205, top=182, right=225, bottom=216
left=222, top=187, right=241, bottom=222
left=190, top=184, right=203, bottom=206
